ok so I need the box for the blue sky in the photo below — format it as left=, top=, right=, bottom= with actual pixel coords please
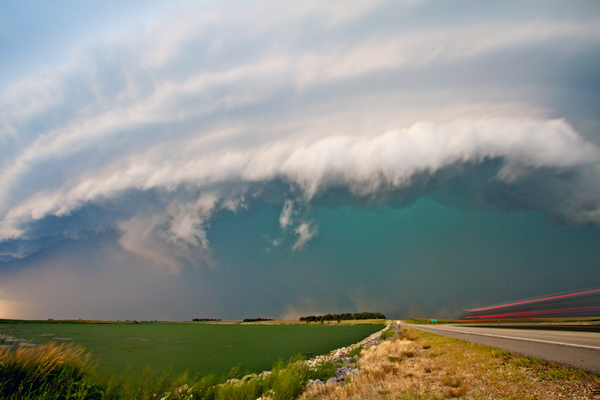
left=1, top=1, right=599, bottom=320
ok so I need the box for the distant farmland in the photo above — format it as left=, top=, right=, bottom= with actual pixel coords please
left=0, top=322, right=383, bottom=377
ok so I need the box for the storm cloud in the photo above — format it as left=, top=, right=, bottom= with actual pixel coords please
left=1, top=1, right=599, bottom=319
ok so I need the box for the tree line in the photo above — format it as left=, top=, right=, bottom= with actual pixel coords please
left=243, top=318, right=274, bottom=322
left=299, top=312, right=386, bottom=322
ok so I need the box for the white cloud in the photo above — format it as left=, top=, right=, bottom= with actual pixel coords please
left=279, top=199, right=294, bottom=230
left=116, top=193, right=225, bottom=273
left=117, top=215, right=183, bottom=274
left=293, top=221, right=318, bottom=251
left=1, top=118, right=600, bottom=244
left=166, top=193, right=218, bottom=248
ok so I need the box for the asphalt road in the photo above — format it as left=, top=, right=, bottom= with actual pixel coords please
left=403, top=323, right=600, bottom=375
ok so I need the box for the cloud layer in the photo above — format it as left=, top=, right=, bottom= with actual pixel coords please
left=1, top=0, right=600, bottom=273
left=1, top=116, right=599, bottom=261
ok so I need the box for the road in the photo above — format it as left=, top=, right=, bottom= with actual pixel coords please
left=403, top=322, right=600, bottom=375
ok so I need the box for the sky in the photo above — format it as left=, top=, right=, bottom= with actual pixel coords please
left=1, top=0, right=600, bottom=321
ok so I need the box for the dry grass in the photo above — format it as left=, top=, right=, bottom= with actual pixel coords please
left=301, top=327, right=600, bottom=400
left=0, top=342, right=93, bottom=374
left=0, top=342, right=98, bottom=399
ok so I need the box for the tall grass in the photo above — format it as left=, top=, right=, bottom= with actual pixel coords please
left=0, top=342, right=101, bottom=399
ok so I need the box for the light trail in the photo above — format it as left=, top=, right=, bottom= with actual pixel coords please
left=464, top=305, right=600, bottom=320
left=469, top=288, right=600, bottom=312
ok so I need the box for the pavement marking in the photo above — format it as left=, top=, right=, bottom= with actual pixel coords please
left=407, top=325, right=600, bottom=351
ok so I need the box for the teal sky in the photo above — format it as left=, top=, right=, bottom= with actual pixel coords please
left=202, top=198, right=600, bottom=319
left=6, top=196, right=597, bottom=321
left=1, top=1, right=599, bottom=319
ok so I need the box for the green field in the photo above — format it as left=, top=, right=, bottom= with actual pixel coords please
left=0, top=323, right=383, bottom=378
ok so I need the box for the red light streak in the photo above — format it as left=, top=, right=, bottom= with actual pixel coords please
left=469, top=289, right=600, bottom=312
left=464, top=305, right=600, bottom=320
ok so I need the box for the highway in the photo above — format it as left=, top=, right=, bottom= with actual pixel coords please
left=403, top=322, right=600, bottom=375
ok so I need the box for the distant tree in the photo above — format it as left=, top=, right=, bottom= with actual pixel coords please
left=243, top=318, right=274, bottom=322
left=298, top=312, right=386, bottom=322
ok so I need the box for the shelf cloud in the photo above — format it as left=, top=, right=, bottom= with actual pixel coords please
left=1, top=116, right=598, bottom=263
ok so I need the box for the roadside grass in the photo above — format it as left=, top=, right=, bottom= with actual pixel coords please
left=302, top=327, right=600, bottom=400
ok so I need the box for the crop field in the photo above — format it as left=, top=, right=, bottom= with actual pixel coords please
left=0, top=323, right=383, bottom=378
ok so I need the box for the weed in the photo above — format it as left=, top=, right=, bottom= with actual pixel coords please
left=395, top=388, right=431, bottom=399
left=441, top=375, right=463, bottom=388
left=345, top=345, right=363, bottom=358
left=380, top=363, right=399, bottom=374
left=448, top=385, right=468, bottom=397
left=397, top=330, right=420, bottom=341
left=490, top=348, right=510, bottom=358
left=216, top=377, right=264, bottom=400
left=537, top=364, right=590, bottom=381
left=272, top=367, right=305, bottom=400
left=386, top=356, right=404, bottom=363
left=379, top=327, right=396, bottom=340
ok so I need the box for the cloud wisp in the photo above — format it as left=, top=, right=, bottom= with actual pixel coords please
left=279, top=200, right=294, bottom=230
left=293, top=221, right=318, bottom=251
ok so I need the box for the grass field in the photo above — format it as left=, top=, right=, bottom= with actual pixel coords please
left=0, top=323, right=383, bottom=378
